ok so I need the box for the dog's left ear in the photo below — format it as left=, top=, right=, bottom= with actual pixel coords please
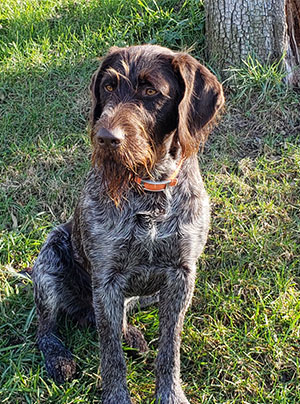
left=172, top=53, right=224, bottom=157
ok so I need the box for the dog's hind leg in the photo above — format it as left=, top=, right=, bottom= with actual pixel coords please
left=123, top=297, right=148, bottom=354
left=123, top=293, right=160, bottom=353
left=32, top=223, right=91, bottom=383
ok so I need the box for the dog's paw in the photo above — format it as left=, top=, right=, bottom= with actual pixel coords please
left=123, top=324, right=148, bottom=354
left=44, top=352, right=76, bottom=384
left=102, top=386, right=132, bottom=404
left=38, top=334, right=77, bottom=384
left=155, top=387, right=190, bottom=404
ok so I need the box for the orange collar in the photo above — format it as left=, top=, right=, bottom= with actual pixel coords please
left=135, top=160, right=183, bottom=192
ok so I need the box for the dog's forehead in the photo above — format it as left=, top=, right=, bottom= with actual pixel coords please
left=117, top=45, right=174, bottom=66
left=103, top=46, right=176, bottom=87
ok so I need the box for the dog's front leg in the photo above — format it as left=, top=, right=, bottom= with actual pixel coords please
left=92, top=272, right=132, bottom=404
left=155, top=266, right=196, bottom=404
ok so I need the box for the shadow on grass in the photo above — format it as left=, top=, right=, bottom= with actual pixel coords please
left=0, top=271, right=102, bottom=403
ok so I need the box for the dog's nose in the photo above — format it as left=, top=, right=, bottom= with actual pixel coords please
left=97, top=128, right=124, bottom=149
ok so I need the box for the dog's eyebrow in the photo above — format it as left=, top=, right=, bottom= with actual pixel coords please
left=105, top=67, right=131, bottom=85
left=121, top=59, right=130, bottom=76
left=138, top=70, right=170, bottom=97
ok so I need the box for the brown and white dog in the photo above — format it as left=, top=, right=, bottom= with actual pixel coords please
left=32, top=44, right=224, bottom=404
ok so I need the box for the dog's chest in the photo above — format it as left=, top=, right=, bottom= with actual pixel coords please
left=105, top=205, right=182, bottom=295
left=131, top=207, right=176, bottom=261
left=121, top=203, right=180, bottom=263
left=84, top=193, right=182, bottom=267
left=78, top=187, right=209, bottom=295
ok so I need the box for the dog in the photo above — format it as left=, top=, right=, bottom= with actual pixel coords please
left=32, top=44, right=224, bottom=404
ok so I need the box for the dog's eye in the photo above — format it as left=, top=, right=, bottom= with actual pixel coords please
left=104, top=84, right=114, bottom=92
left=145, top=88, right=157, bottom=96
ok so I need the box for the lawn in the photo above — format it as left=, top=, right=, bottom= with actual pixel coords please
left=0, top=0, right=299, bottom=403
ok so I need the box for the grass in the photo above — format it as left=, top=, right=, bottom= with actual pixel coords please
left=0, top=0, right=299, bottom=403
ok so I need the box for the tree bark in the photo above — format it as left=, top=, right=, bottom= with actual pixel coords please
left=205, top=0, right=300, bottom=85
left=285, top=0, right=300, bottom=85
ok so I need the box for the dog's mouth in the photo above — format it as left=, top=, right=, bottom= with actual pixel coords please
left=91, top=128, right=156, bottom=206
left=92, top=131, right=155, bottom=171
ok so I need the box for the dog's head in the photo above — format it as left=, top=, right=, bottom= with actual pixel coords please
left=89, top=45, right=224, bottom=203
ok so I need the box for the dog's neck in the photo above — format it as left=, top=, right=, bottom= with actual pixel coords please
left=134, top=131, right=184, bottom=192
left=134, top=158, right=183, bottom=192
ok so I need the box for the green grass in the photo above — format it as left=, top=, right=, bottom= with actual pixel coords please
left=1, top=0, right=300, bottom=403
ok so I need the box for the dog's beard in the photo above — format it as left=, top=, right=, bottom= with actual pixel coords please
left=101, top=156, right=132, bottom=205
left=92, top=143, right=155, bottom=206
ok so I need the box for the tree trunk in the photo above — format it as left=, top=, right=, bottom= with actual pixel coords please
left=285, top=0, right=300, bottom=85
left=205, top=0, right=300, bottom=85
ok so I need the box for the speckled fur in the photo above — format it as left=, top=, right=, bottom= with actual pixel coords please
left=32, top=44, right=224, bottom=403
